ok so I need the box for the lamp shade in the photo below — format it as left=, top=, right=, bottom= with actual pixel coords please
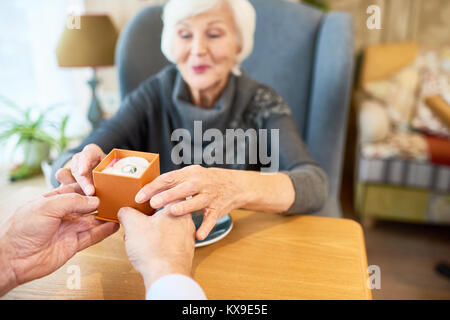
left=56, top=14, right=118, bottom=67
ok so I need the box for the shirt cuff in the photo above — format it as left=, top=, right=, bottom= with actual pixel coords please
left=145, top=274, right=207, bottom=300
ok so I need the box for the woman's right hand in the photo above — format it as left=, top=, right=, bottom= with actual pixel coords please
left=55, top=144, right=106, bottom=196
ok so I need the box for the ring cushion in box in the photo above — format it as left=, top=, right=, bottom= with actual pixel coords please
left=93, top=149, right=160, bottom=223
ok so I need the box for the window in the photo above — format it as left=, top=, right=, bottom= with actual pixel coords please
left=0, top=0, right=90, bottom=166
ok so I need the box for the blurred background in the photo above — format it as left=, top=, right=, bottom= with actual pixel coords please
left=0, top=0, right=449, bottom=299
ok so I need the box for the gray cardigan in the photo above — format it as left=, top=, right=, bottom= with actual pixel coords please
left=51, top=65, right=328, bottom=214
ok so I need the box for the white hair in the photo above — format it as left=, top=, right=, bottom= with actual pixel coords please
left=161, top=0, right=256, bottom=76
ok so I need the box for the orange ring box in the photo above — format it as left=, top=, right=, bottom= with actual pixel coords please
left=92, top=148, right=160, bottom=223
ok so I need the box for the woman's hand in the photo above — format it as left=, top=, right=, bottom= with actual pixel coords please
left=135, top=165, right=244, bottom=240
left=55, top=144, right=106, bottom=196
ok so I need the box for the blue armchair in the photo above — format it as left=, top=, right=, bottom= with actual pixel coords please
left=115, top=0, right=354, bottom=218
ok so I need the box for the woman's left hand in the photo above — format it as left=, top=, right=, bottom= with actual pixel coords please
left=135, top=165, right=243, bottom=240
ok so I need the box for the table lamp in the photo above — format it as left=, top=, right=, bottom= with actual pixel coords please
left=56, top=14, right=118, bottom=129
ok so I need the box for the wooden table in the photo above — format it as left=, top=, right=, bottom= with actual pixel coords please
left=0, top=174, right=372, bottom=300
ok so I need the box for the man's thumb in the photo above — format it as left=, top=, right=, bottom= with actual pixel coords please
left=117, top=207, right=146, bottom=229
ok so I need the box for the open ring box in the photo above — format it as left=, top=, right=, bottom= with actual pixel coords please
left=92, top=148, right=160, bottom=223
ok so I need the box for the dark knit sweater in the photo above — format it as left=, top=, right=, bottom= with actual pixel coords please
left=51, top=65, right=328, bottom=214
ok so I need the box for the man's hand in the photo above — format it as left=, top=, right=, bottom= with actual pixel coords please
left=0, top=183, right=119, bottom=296
left=118, top=204, right=195, bottom=291
left=55, top=144, right=106, bottom=195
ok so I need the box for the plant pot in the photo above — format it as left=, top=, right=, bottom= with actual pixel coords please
left=22, top=140, right=51, bottom=168
left=9, top=140, right=51, bottom=181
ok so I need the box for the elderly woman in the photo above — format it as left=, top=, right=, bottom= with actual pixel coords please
left=52, top=0, right=328, bottom=241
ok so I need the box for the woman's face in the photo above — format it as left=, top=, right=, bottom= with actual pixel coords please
left=173, top=0, right=241, bottom=92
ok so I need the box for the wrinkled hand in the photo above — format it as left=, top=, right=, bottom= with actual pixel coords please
left=55, top=144, right=106, bottom=195
left=0, top=183, right=119, bottom=290
left=118, top=204, right=195, bottom=290
left=134, top=165, right=242, bottom=240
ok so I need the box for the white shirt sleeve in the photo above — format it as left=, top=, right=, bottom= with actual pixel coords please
left=145, top=274, right=207, bottom=300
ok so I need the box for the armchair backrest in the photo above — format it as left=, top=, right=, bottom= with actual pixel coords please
left=115, top=0, right=354, bottom=217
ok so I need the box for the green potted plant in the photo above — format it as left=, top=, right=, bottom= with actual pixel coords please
left=0, top=95, right=71, bottom=181
left=303, top=0, right=329, bottom=11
